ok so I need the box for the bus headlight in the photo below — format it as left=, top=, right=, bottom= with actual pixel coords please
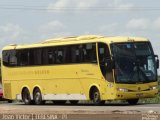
left=117, top=88, right=128, bottom=92
left=150, top=86, right=158, bottom=90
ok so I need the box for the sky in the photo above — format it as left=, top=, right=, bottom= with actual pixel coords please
left=0, top=0, right=160, bottom=72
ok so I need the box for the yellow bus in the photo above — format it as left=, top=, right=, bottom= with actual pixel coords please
left=1, top=35, right=159, bottom=105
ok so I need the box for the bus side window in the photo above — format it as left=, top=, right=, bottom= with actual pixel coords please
left=2, top=51, right=9, bottom=66
left=2, top=50, right=17, bottom=66
left=42, top=48, right=49, bottom=65
left=9, top=50, right=17, bottom=66
left=65, top=46, right=71, bottom=63
left=76, top=44, right=86, bottom=63
left=71, top=46, right=76, bottom=63
left=71, top=45, right=80, bottom=63
left=63, top=47, right=68, bottom=63
left=29, top=48, right=42, bottom=65
left=35, top=49, right=42, bottom=65
left=76, top=46, right=80, bottom=63
left=78, top=43, right=97, bottom=63
left=56, top=48, right=64, bottom=64
left=18, top=50, right=29, bottom=66
left=85, top=43, right=97, bottom=63
left=48, top=48, right=56, bottom=64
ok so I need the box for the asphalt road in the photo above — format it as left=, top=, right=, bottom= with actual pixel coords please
left=0, top=102, right=160, bottom=113
left=0, top=102, right=160, bottom=120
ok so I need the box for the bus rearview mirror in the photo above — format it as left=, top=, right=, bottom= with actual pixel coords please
left=156, top=59, right=159, bottom=69
left=154, top=55, right=159, bottom=69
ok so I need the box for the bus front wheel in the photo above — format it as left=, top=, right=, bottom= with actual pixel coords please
left=22, top=88, right=32, bottom=105
left=33, top=88, right=44, bottom=105
left=127, top=99, right=139, bottom=105
left=90, top=88, right=105, bottom=105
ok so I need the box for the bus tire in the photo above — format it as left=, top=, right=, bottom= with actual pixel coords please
left=33, top=88, right=44, bottom=105
left=22, top=88, right=32, bottom=105
left=127, top=99, right=139, bottom=105
left=90, top=87, right=105, bottom=105
left=70, top=100, right=79, bottom=105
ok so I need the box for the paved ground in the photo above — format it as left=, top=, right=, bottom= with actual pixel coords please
left=0, top=102, right=160, bottom=120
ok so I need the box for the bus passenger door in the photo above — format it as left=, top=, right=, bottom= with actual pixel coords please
left=98, top=43, right=114, bottom=97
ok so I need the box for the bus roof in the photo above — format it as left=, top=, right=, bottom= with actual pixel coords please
left=2, top=35, right=149, bottom=50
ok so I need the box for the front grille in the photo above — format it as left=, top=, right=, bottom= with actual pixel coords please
left=128, top=88, right=150, bottom=92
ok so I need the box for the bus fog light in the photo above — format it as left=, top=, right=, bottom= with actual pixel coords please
left=117, top=88, right=128, bottom=92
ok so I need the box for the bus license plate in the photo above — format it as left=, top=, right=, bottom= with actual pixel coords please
left=136, top=93, right=143, bottom=97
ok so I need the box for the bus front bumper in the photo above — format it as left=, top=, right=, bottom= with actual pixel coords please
left=114, top=89, right=158, bottom=100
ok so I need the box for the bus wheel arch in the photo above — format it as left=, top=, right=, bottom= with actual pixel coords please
left=33, top=87, right=45, bottom=105
left=89, top=86, right=105, bottom=105
left=21, top=87, right=32, bottom=105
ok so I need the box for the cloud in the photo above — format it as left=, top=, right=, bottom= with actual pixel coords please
left=48, top=0, right=71, bottom=10
left=98, top=23, right=118, bottom=33
left=0, top=23, right=28, bottom=51
left=39, top=20, right=71, bottom=39
left=153, top=17, right=160, bottom=30
left=47, top=0, right=134, bottom=13
left=40, top=32, right=71, bottom=40
left=40, top=20, right=65, bottom=32
left=126, top=18, right=150, bottom=30
left=48, top=0, right=99, bottom=9
left=107, top=0, right=134, bottom=9
left=0, top=23, right=24, bottom=39
left=76, top=0, right=98, bottom=8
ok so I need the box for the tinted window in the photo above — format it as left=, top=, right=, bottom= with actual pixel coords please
left=17, top=50, right=29, bottom=66
left=47, top=48, right=56, bottom=64
left=70, top=45, right=80, bottom=63
left=56, top=47, right=64, bottom=64
left=2, top=50, right=17, bottom=66
left=30, top=49, right=42, bottom=65
left=2, top=43, right=97, bottom=67
left=2, top=51, right=10, bottom=66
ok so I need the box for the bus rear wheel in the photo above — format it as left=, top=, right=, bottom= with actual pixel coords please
left=33, top=89, right=44, bottom=105
left=127, top=99, right=139, bottom=105
left=22, top=88, right=32, bottom=105
left=91, top=88, right=105, bottom=105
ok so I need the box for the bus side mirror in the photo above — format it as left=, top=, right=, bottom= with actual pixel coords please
left=155, top=55, right=159, bottom=69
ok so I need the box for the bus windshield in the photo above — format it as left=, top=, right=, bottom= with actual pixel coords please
left=111, top=42, right=157, bottom=84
